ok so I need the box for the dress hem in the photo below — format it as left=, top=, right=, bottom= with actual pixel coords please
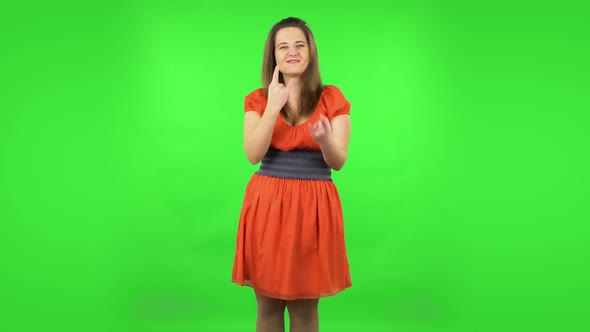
left=231, top=279, right=352, bottom=300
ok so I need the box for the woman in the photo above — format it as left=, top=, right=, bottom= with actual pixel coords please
left=232, top=17, right=352, bottom=332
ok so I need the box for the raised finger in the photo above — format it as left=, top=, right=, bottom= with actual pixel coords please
left=272, top=65, right=279, bottom=83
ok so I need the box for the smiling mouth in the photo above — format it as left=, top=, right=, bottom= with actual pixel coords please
left=287, top=60, right=300, bottom=64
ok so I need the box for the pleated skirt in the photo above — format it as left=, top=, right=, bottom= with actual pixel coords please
left=231, top=173, right=352, bottom=300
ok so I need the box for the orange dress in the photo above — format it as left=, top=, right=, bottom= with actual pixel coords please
left=231, top=85, right=352, bottom=300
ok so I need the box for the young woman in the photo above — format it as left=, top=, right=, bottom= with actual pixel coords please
left=232, top=17, right=352, bottom=332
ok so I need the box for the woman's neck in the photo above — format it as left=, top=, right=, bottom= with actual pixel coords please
left=283, top=75, right=302, bottom=109
left=284, top=75, right=302, bottom=91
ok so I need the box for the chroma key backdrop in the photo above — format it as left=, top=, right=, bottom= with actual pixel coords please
left=1, top=1, right=588, bottom=332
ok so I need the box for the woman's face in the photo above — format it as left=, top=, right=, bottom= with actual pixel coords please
left=274, top=27, right=310, bottom=78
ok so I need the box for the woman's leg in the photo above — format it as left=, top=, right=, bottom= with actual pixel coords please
left=286, top=298, right=320, bottom=332
left=255, top=292, right=286, bottom=332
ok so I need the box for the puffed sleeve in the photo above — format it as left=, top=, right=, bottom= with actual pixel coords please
left=323, top=85, right=351, bottom=119
left=244, top=88, right=267, bottom=115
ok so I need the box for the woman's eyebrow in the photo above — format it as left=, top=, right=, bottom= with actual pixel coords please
left=277, top=40, right=307, bottom=45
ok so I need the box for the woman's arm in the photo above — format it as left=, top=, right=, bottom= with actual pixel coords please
left=244, top=66, right=292, bottom=164
left=310, top=114, right=351, bottom=171
left=243, top=109, right=279, bottom=165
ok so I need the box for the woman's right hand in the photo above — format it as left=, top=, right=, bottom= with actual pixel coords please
left=266, top=65, right=293, bottom=114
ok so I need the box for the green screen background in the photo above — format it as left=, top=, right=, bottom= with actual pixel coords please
left=1, top=1, right=589, bottom=331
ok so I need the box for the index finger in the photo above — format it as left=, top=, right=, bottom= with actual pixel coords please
left=272, top=65, right=279, bottom=83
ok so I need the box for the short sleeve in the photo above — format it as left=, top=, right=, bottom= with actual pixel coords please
left=323, top=85, right=351, bottom=119
left=244, top=88, right=267, bottom=115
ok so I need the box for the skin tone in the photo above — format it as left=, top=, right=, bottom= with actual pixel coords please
left=244, top=26, right=351, bottom=332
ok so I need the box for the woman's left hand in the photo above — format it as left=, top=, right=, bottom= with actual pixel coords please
left=308, top=114, right=333, bottom=146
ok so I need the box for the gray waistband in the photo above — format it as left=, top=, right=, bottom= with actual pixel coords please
left=255, top=148, right=332, bottom=181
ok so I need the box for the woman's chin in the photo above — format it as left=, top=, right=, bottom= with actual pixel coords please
left=281, top=70, right=305, bottom=78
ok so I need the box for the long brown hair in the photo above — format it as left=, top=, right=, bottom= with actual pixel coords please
left=262, top=17, right=323, bottom=123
